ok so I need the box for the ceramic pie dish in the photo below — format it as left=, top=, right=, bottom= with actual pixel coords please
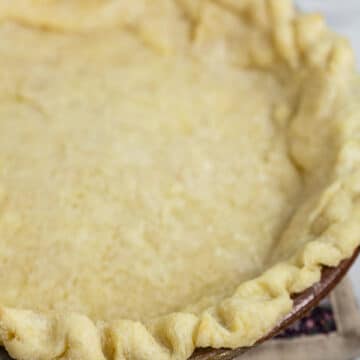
left=0, top=1, right=359, bottom=360
left=1, top=248, right=359, bottom=360
left=191, top=246, right=360, bottom=359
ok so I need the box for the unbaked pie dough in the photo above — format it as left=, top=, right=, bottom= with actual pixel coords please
left=0, top=1, right=359, bottom=359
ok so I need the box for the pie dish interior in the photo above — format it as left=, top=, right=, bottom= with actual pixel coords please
left=0, top=1, right=359, bottom=360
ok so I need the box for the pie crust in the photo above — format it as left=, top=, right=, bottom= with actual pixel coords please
left=0, top=1, right=359, bottom=359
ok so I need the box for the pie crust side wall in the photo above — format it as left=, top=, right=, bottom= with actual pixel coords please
left=0, top=1, right=359, bottom=359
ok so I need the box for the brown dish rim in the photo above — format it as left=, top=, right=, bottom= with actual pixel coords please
left=190, top=246, right=360, bottom=360
left=0, top=248, right=358, bottom=360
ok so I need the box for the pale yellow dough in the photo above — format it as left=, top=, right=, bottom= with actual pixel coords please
left=0, top=1, right=359, bottom=360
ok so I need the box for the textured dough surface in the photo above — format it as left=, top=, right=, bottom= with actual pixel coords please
left=0, top=1, right=359, bottom=360
left=0, top=22, right=300, bottom=322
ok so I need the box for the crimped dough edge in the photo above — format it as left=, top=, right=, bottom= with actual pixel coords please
left=0, top=1, right=360, bottom=359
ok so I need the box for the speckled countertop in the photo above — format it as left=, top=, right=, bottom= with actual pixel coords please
left=298, top=0, right=360, bottom=306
